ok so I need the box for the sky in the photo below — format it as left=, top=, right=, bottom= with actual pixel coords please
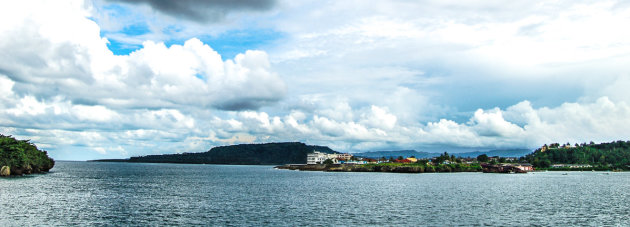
left=2, top=0, right=630, bottom=160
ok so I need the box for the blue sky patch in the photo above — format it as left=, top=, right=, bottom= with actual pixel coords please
left=202, top=29, right=284, bottom=59
left=105, top=37, right=142, bottom=55
left=165, top=29, right=284, bottom=59
left=121, top=23, right=151, bottom=36
left=102, top=23, right=150, bottom=55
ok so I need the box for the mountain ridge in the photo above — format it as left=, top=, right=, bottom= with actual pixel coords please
left=94, top=142, right=337, bottom=165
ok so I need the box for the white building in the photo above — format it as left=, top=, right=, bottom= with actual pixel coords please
left=307, top=151, right=352, bottom=164
left=335, top=153, right=353, bottom=160
left=307, top=151, right=328, bottom=164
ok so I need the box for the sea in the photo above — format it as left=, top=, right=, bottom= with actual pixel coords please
left=1, top=161, right=629, bottom=226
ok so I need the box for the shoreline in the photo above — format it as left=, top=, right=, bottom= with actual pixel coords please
left=275, top=163, right=486, bottom=173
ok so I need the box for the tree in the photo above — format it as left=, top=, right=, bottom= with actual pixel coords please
left=397, top=156, right=404, bottom=161
left=477, top=154, right=489, bottom=162
left=0, top=134, right=54, bottom=174
left=323, top=159, right=334, bottom=165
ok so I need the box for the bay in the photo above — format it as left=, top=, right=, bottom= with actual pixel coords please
left=1, top=161, right=629, bottom=226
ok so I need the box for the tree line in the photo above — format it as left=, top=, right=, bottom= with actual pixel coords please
left=524, top=140, right=630, bottom=169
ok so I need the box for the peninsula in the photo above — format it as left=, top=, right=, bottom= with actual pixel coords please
left=94, top=142, right=338, bottom=165
left=0, top=134, right=55, bottom=177
left=276, top=151, right=531, bottom=173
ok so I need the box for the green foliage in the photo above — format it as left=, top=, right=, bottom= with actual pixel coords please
left=525, top=140, right=630, bottom=169
left=477, top=154, right=489, bottom=162
left=433, top=152, right=456, bottom=164
left=323, top=159, right=334, bottom=165
left=0, top=134, right=55, bottom=174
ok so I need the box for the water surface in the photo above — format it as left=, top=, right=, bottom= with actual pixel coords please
left=1, top=161, right=629, bottom=226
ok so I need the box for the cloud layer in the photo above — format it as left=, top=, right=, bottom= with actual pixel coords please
left=1, top=0, right=630, bottom=160
left=107, top=0, right=277, bottom=23
left=0, top=1, right=286, bottom=112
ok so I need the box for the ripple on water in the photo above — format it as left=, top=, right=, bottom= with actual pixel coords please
left=1, top=163, right=629, bottom=226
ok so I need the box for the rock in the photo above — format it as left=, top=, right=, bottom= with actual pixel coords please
left=24, top=165, right=33, bottom=174
left=0, top=166, right=10, bottom=176
left=11, top=166, right=23, bottom=175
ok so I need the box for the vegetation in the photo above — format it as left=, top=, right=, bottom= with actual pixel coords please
left=326, top=162, right=482, bottom=173
left=524, top=140, right=630, bottom=170
left=433, top=152, right=459, bottom=164
left=125, top=142, right=337, bottom=165
left=477, top=154, right=489, bottom=162
left=0, top=134, right=55, bottom=176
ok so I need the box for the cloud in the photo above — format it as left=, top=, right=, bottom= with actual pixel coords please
left=270, top=0, right=630, bottom=114
left=2, top=0, right=630, bottom=160
left=198, top=97, right=630, bottom=152
left=72, top=105, right=119, bottom=122
left=121, top=39, right=286, bottom=110
left=0, top=0, right=287, bottom=159
left=470, top=108, right=524, bottom=137
left=0, top=1, right=286, bottom=112
left=106, top=0, right=277, bottom=23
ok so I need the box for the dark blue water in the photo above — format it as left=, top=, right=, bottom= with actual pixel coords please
left=1, top=161, right=629, bottom=226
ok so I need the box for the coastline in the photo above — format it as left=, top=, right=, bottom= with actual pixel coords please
left=275, top=163, right=485, bottom=173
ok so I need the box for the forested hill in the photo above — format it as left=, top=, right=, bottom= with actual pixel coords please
left=525, top=140, right=630, bottom=169
left=124, top=142, right=337, bottom=165
left=1, top=134, right=55, bottom=176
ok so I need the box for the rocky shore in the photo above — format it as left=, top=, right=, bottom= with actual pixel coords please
left=0, top=163, right=54, bottom=177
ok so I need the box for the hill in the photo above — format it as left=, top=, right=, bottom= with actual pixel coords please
left=112, top=142, right=337, bottom=165
left=525, top=141, right=630, bottom=169
left=0, top=134, right=55, bottom=176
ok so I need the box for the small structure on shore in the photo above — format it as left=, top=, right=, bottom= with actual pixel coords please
left=481, top=163, right=534, bottom=173
left=306, top=151, right=354, bottom=164
left=551, top=164, right=593, bottom=168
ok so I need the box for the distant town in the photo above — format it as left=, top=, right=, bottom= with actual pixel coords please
left=285, top=140, right=630, bottom=173
left=288, top=150, right=535, bottom=173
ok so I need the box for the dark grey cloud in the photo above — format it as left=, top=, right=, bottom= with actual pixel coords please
left=107, top=0, right=277, bottom=23
left=213, top=97, right=282, bottom=111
